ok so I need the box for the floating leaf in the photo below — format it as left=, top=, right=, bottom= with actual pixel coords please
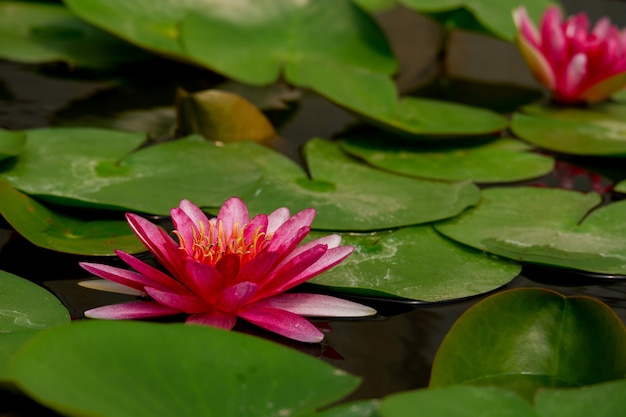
left=339, top=136, right=553, bottom=183
left=63, top=0, right=396, bottom=84
left=230, top=139, right=480, bottom=231
left=511, top=103, right=626, bottom=156
left=288, top=62, right=509, bottom=137
left=615, top=179, right=626, bottom=194
left=0, top=1, right=148, bottom=69
left=399, top=0, right=556, bottom=41
left=11, top=320, right=360, bottom=417
left=176, top=89, right=277, bottom=143
left=435, top=186, right=626, bottom=275
left=429, top=288, right=626, bottom=399
left=311, top=400, right=381, bottom=417
left=379, top=380, right=626, bottom=417
left=0, top=181, right=144, bottom=255
left=381, top=386, right=537, bottom=417
left=0, top=129, right=26, bottom=161
left=309, top=225, right=519, bottom=302
left=0, top=128, right=261, bottom=215
left=534, top=379, right=626, bottom=417
left=0, top=270, right=70, bottom=385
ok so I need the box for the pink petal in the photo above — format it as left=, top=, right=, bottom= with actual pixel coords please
left=178, top=199, right=210, bottom=229
left=244, top=213, right=268, bottom=242
left=276, top=234, right=342, bottom=269
left=184, top=260, right=225, bottom=303
left=218, top=197, right=250, bottom=239
left=255, top=293, right=376, bottom=317
left=115, top=250, right=189, bottom=294
left=593, top=17, right=612, bottom=40
left=260, top=245, right=354, bottom=297
left=145, top=287, right=209, bottom=314
left=126, top=214, right=187, bottom=279
left=238, top=306, right=323, bottom=343
left=254, top=244, right=327, bottom=293
left=84, top=301, right=181, bottom=319
left=186, top=311, right=237, bottom=329
left=513, top=7, right=540, bottom=47
left=170, top=207, right=199, bottom=256
left=216, top=281, right=258, bottom=312
left=563, top=53, right=588, bottom=98
left=79, top=262, right=155, bottom=292
left=78, top=279, right=147, bottom=296
left=266, top=208, right=315, bottom=253
left=266, top=207, right=290, bottom=233
left=235, top=250, right=282, bottom=284
left=215, top=253, right=241, bottom=278
left=516, top=32, right=557, bottom=90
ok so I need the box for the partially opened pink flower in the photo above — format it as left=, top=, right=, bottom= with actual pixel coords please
left=513, top=6, right=626, bottom=104
left=79, top=197, right=375, bottom=343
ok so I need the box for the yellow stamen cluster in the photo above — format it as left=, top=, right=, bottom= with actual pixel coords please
left=175, top=220, right=271, bottom=266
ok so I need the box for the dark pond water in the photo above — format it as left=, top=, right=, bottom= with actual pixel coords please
left=2, top=35, right=626, bottom=415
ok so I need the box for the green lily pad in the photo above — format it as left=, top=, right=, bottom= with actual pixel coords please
left=63, top=0, right=396, bottom=84
left=309, top=225, right=520, bottom=301
left=0, top=128, right=261, bottom=215
left=339, top=136, right=553, bottom=183
left=0, top=270, right=70, bottom=385
left=435, top=186, right=626, bottom=275
left=615, top=179, right=626, bottom=194
left=0, top=181, right=144, bottom=255
left=429, top=288, right=626, bottom=399
left=230, top=139, right=480, bottom=231
left=311, top=400, right=380, bottom=417
left=535, top=379, right=626, bottom=417
left=399, top=0, right=555, bottom=41
left=288, top=62, right=509, bottom=137
left=511, top=103, right=626, bottom=156
left=0, top=129, right=26, bottom=162
left=379, top=381, right=626, bottom=417
left=0, top=1, right=148, bottom=69
left=381, top=386, right=537, bottom=417
left=11, top=320, right=360, bottom=417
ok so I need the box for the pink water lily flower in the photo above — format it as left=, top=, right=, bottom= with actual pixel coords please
left=79, top=197, right=375, bottom=343
left=513, top=6, right=626, bottom=104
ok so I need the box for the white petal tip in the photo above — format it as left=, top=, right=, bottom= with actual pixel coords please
left=78, top=279, right=147, bottom=296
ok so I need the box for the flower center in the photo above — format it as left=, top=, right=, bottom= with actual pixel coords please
left=176, top=220, right=271, bottom=266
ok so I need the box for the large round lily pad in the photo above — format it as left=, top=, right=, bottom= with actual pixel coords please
left=288, top=63, right=509, bottom=137
left=0, top=128, right=261, bottom=215
left=309, top=225, right=520, bottom=302
left=0, top=1, right=148, bottom=69
left=0, top=181, right=144, bottom=255
left=63, top=0, right=396, bottom=84
left=429, top=288, right=626, bottom=399
left=11, top=320, right=360, bottom=417
left=339, top=136, right=553, bottom=183
left=511, top=103, right=626, bottom=156
left=0, top=129, right=25, bottom=162
left=435, top=186, right=626, bottom=275
left=229, top=139, right=481, bottom=231
left=0, top=270, right=70, bottom=385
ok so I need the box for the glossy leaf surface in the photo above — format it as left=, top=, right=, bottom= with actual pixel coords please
left=0, top=129, right=25, bottom=161
left=435, top=186, right=626, bottom=275
left=288, top=64, right=509, bottom=137
left=430, top=288, right=626, bottom=398
left=0, top=1, right=148, bottom=68
left=11, top=320, right=360, bottom=417
left=534, top=379, right=626, bottom=417
left=381, top=386, right=536, bottom=417
left=0, top=181, right=144, bottom=255
left=399, top=0, right=555, bottom=41
left=63, top=0, right=396, bottom=84
left=340, top=136, right=553, bottom=183
left=0, top=128, right=261, bottom=215
left=309, top=225, right=519, bottom=301
left=511, top=103, right=626, bottom=156
left=0, top=270, right=69, bottom=384
left=231, top=139, right=480, bottom=231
